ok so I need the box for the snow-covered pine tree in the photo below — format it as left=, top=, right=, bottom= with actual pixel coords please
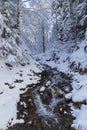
left=0, top=0, right=29, bottom=65
left=52, top=0, right=87, bottom=42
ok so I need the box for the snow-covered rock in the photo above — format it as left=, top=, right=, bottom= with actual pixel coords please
left=40, top=86, right=45, bottom=92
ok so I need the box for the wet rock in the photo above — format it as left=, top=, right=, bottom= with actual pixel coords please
left=9, top=85, right=15, bottom=89
left=41, top=70, right=49, bottom=81
left=20, top=88, right=26, bottom=91
left=73, top=100, right=87, bottom=109
left=40, top=88, right=52, bottom=105
left=4, top=82, right=9, bottom=86
left=0, top=92, right=3, bottom=94
left=4, top=82, right=15, bottom=89
left=20, top=73, right=23, bottom=77
left=14, top=79, right=23, bottom=83
left=5, top=63, right=13, bottom=68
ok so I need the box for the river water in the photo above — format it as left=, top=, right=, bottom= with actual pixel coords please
left=8, top=65, right=75, bottom=130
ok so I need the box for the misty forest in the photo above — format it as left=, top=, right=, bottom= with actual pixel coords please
left=0, top=0, right=87, bottom=130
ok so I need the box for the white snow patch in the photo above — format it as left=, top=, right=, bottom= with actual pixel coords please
left=65, top=93, right=72, bottom=100
left=46, top=81, right=51, bottom=86
left=40, top=86, right=45, bottom=92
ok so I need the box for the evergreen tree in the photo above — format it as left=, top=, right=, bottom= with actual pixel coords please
left=52, top=0, right=87, bottom=42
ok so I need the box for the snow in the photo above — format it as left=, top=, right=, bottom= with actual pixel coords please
left=0, top=58, right=42, bottom=130
left=70, top=41, right=87, bottom=71
left=65, top=93, right=72, bottom=100
left=71, top=105, right=87, bottom=130
left=72, top=73, right=87, bottom=102
left=28, top=120, right=32, bottom=125
left=46, top=81, right=51, bottom=86
left=40, top=86, right=45, bottom=92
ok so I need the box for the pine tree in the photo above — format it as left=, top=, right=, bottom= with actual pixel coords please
left=52, top=0, right=87, bottom=42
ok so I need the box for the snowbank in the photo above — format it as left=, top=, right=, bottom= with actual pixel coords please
left=72, top=105, right=87, bottom=130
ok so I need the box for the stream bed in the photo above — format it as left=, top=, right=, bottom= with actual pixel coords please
left=8, top=65, right=75, bottom=130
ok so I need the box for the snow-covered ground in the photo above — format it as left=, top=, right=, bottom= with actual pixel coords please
left=0, top=58, right=42, bottom=130
left=35, top=40, right=87, bottom=130
left=0, top=39, right=87, bottom=130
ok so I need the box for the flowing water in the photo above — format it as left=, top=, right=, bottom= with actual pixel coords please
left=8, top=65, right=75, bottom=130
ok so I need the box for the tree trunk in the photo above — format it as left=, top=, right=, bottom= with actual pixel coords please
left=69, top=0, right=76, bottom=39
left=42, top=24, right=45, bottom=53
